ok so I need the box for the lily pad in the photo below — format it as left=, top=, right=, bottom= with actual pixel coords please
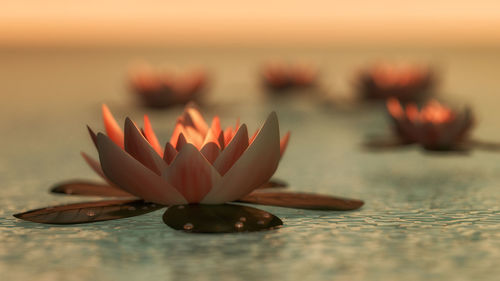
left=238, top=191, right=364, bottom=211
left=363, top=136, right=412, bottom=150
left=162, top=204, right=283, bottom=233
left=14, top=200, right=164, bottom=224
left=259, top=178, right=288, bottom=189
left=50, top=180, right=132, bottom=197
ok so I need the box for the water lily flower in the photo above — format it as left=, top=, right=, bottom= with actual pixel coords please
left=15, top=105, right=364, bottom=232
left=386, top=98, right=474, bottom=150
left=357, top=63, right=435, bottom=101
left=85, top=104, right=291, bottom=205
left=261, top=62, right=317, bottom=92
left=129, top=64, right=207, bottom=108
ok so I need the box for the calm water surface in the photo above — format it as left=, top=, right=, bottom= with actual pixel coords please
left=1, top=46, right=500, bottom=281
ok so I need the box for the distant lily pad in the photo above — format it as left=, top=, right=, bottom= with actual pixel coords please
left=363, top=136, right=412, bottom=150
left=14, top=200, right=164, bottom=224
left=51, top=180, right=132, bottom=197
left=162, top=204, right=283, bottom=233
left=239, top=191, right=364, bottom=211
left=259, top=178, right=288, bottom=189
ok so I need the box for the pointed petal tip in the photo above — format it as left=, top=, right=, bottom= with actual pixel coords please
left=96, top=132, right=107, bottom=140
left=124, top=116, right=134, bottom=126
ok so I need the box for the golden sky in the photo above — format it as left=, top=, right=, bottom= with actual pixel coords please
left=2, top=1, right=500, bottom=46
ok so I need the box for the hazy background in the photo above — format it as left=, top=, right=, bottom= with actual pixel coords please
left=2, top=3, right=500, bottom=281
left=2, top=0, right=500, bottom=47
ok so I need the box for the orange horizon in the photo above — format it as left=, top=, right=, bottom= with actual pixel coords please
left=2, top=1, right=500, bottom=47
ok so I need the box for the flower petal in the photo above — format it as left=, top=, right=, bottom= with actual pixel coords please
left=202, top=124, right=221, bottom=149
left=218, top=131, right=225, bottom=150
left=102, top=104, right=124, bottom=148
left=143, top=115, right=163, bottom=157
left=163, top=142, right=177, bottom=165
left=87, top=125, right=98, bottom=149
left=184, top=126, right=205, bottom=148
left=175, top=133, right=187, bottom=151
left=97, top=133, right=187, bottom=205
left=183, top=103, right=208, bottom=135
left=169, top=123, right=183, bottom=147
left=210, top=116, right=222, bottom=136
left=162, top=143, right=221, bottom=203
left=280, top=131, right=291, bottom=157
left=81, top=152, right=107, bottom=180
left=223, top=126, right=234, bottom=146
left=213, top=124, right=249, bottom=175
left=200, top=142, right=220, bottom=164
left=124, top=118, right=167, bottom=176
left=202, top=113, right=281, bottom=204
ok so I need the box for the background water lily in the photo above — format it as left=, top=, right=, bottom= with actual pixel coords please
left=357, top=63, right=436, bottom=101
left=386, top=98, right=474, bottom=150
left=261, top=62, right=317, bottom=92
left=129, top=64, right=207, bottom=108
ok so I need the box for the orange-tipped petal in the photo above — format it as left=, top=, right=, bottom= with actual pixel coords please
left=406, top=103, right=420, bottom=122
left=202, top=113, right=280, bottom=204
left=143, top=115, right=163, bottom=157
left=184, top=126, right=204, bottom=148
left=163, top=142, right=177, bottom=165
left=213, top=124, right=249, bottom=176
left=202, top=125, right=221, bottom=149
left=280, top=131, right=291, bottom=157
left=235, top=118, right=240, bottom=131
left=386, top=98, right=404, bottom=119
left=184, top=103, right=208, bottom=135
left=210, top=116, right=222, bottom=136
left=124, top=118, right=167, bottom=176
left=162, top=143, right=221, bottom=203
left=223, top=126, right=234, bottom=146
left=97, top=133, right=187, bottom=205
left=102, top=104, right=124, bottom=148
left=249, top=129, right=259, bottom=144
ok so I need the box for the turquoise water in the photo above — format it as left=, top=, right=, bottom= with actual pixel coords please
left=1, top=47, right=500, bottom=281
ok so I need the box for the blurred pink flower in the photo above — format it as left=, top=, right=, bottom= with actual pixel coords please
left=358, top=64, right=435, bottom=101
left=386, top=98, right=474, bottom=150
left=261, top=62, right=317, bottom=92
left=84, top=104, right=291, bottom=205
left=129, top=65, right=207, bottom=108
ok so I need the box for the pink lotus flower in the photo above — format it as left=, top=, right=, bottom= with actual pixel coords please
left=261, top=62, right=317, bottom=92
left=129, top=64, right=207, bottom=108
left=386, top=98, right=474, bottom=150
left=357, top=64, right=435, bottom=101
left=84, top=104, right=291, bottom=205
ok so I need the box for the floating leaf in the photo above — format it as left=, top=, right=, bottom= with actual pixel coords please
left=259, top=178, right=288, bottom=189
left=239, top=191, right=364, bottom=211
left=162, top=204, right=282, bottom=233
left=50, top=180, right=132, bottom=197
left=14, top=200, right=164, bottom=224
left=363, top=136, right=411, bottom=150
left=469, top=139, right=500, bottom=151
